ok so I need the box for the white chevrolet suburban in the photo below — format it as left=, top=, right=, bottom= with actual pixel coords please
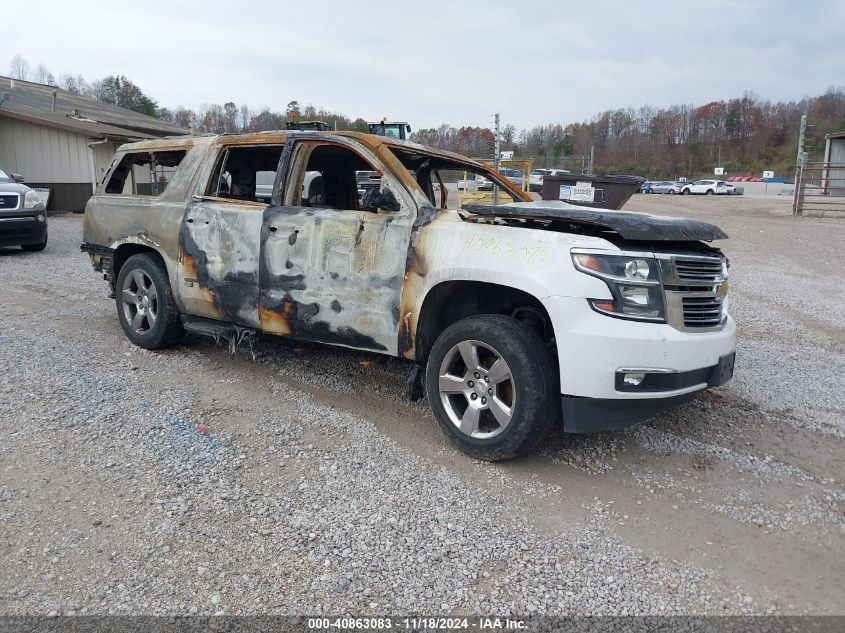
left=82, top=131, right=735, bottom=460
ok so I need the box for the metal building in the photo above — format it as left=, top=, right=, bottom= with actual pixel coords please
left=823, top=131, right=845, bottom=198
left=0, top=76, right=188, bottom=211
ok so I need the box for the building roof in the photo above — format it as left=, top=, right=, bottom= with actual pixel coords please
left=0, top=75, right=188, bottom=141
left=826, top=131, right=845, bottom=140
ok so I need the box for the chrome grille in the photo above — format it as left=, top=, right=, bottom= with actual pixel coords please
left=659, top=253, right=728, bottom=332
left=682, top=296, right=724, bottom=328
left=674, top=257, right=724, bottom=283
left=0, top=194, right=20, bottom=209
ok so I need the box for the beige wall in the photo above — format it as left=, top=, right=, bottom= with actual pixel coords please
left=0, top=116, right=98, bottom=183
left=90, top=139, right=122, bottom=187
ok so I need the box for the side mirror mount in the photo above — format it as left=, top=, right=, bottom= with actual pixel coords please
left=12, top=173, right=25, bottom=183
left=361, top=188, right=400, bottom=213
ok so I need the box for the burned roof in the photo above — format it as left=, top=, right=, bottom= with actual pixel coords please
left=112, top=130, right=485, bottom=167
left=0, top=75, right=188, bottom=140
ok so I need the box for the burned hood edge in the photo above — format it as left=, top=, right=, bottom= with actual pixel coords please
left=460, top=203, right=728, bottom=242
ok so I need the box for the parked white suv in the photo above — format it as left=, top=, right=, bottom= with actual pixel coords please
left=681, top=180, right=728, bottom=195
left=82, top=131, right=735, bottom=460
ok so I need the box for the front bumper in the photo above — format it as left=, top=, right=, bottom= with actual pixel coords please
left=542, top=295, right=736, bottom=432
left=0, top=215, right=47, bottom=247
left=561, top=352, right=735, bottom=433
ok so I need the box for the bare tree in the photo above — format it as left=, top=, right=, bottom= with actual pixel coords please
left=33, top=64, right=56, bottom=86
left=60, top=74, right=89, bottom=95
left=239, top=104, right=251, bottom=133
left=9, top=54, right=31, bottom=80
left=223, top=102, right=238, bottom=133
left=172, top=107, right=195, bottom=130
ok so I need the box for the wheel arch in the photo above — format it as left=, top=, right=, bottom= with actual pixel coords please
left=413, top=280, right=556, bottom=363
left=111, top=241, right=178, bottom=298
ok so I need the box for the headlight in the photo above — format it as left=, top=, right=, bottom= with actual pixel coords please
left=572, top=252, right=665, bottom=322
left=24, top=190, right=44, bottom=210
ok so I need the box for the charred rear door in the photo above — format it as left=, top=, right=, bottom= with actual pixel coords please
left=178, top=144, right=284, bottom=326
left=258, top=139, right=414, bottom=354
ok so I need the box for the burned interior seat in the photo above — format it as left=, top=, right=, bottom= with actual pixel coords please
left=302, top=172, right=326, bottom=206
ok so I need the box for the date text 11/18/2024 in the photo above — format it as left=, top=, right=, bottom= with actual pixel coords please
left=306, top=616, right=527, bottom=630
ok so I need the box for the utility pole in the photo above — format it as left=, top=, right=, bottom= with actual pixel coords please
left=793, top=115, right=808, bottom=216
left=493, top=113, right=501, bottom=205
left=589, top=145, right=595, bottom=173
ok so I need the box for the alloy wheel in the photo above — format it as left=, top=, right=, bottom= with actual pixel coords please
left=121, top=269, right=158, bottom=334
left=438, top=340, right=515, bottom=439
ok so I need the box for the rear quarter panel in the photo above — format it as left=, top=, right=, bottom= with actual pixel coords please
left=82, top=139, right=214, bottom=303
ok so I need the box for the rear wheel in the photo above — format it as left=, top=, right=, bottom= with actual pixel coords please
left=667, top=189, right=675, bottom=195
left=683, top=189, right=691, bottom=195
left=425, top=315, right=558, bottom=460
left=115, top=253, right=184, bottom=349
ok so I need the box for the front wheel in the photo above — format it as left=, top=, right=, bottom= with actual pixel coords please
left=425, top=315, right=559, bottom=460
left=683, top=189, right=691, bottom=195
left=667, top=189, right=675, bottom=195
left=706, top=189, right=714, bottom=195
left=115, top=253, right=184, bottom=349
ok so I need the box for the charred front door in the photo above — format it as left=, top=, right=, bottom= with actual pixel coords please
left=258, top=140, right=414, bottom=353
left=178, top=144, right=284, bottom=326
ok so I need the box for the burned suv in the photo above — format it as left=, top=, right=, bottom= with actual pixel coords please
left=0, top=166, right=47, bottom=251
left=82, top=131, right=735, bottom=460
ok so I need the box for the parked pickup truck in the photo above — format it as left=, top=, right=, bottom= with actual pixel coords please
left=82, top=131, right=735, bottom=460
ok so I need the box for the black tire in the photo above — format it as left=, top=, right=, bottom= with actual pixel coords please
left=683, top=189, right=691, bottom=195
left=646, top=188, right=653, bottom=194
left=667, top=189, right=675, bottom=195
left=21, top=235, right=47, bottom=252
left=706, top=189, right=714, bottom=195
left=425, top=315, right=559, bottom=460
left=115, top=253, right=184, bottom=349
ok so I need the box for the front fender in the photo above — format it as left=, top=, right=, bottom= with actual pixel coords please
left=398, top=214, right=616, bottom=358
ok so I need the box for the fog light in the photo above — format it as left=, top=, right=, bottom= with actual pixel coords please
left=620, top=285, right=650, bottom=306
left=623, top=372, right=646, bottom=387
left=36, top=214, right=45, bottom=222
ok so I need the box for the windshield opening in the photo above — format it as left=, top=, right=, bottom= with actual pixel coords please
left=388, top=148, right=524, bottom=209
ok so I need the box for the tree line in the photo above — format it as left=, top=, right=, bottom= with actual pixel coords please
left=7, top=55, right=368, bottom=133
left=9, top=55, right=158, bottom=117
left=417, top=89, right=845, bottom=178
left=8, top=55, right=844, bottom=178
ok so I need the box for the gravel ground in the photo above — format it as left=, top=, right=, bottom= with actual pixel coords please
left=1, top=196, right=843, bottom=617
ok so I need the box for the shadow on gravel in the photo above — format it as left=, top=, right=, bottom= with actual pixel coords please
left=0, top=247, right=40, bottom=257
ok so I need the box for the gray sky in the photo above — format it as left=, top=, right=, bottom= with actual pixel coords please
left=2, top=0, right=842, bottom=131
